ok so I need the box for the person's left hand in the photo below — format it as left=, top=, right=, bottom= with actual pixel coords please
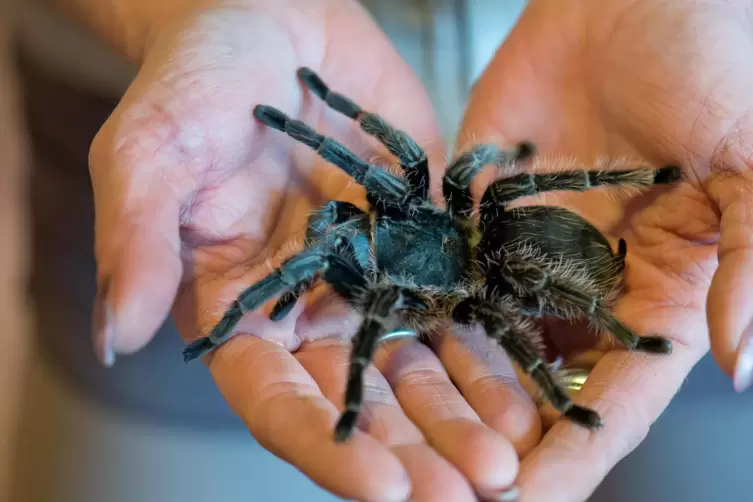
left=86, top=1, right=541, bottom=499
left=457, top=0, right=753, bottom=499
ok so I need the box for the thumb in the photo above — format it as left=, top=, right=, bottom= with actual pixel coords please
left=88, top=106, right=190, bottom=365
left=707, top=170, right=753, bottom=392
left=83, top=11, right=302, bottom=365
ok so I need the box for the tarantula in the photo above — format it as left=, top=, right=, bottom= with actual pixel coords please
left=182, top=67, right=681, bottom=441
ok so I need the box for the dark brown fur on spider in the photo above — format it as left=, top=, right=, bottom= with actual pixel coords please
left=182, top=67, right=682, bottom=441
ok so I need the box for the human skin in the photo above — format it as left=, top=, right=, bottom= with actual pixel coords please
left=458, top=0, right=753, bottom=500
left=52, top=0, right=543, bottom=500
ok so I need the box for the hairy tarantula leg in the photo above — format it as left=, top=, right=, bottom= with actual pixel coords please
left=442, top=143, right=536, bottom=218
left=452, top=296, right=603, bottom=430
left=297, top=67, right=430, bottom=200
left=594, top=304, right=673, bottom=354
left=183, top=236, right=363, bottom=362
left=335, top=286, right=428, bottom=442
left=504, top=330, right=603, bottom=429
left=182, top=251, right=330, bottom=362
left=270, top=201, right=367, bottom=321
left=499, top=260, right=672, bottom=354
left=253, top=105, right=410, bottom=206
left=480, top=165, right=682, bottom=222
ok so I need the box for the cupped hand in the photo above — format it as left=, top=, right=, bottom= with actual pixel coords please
left=458, top=0, right=753, bottom=499
left=88, top=1, right=539, bottom=500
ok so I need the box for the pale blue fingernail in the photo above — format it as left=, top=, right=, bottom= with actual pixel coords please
left=734, top=332, right=753, bottom=392
left=92, top=278, right=116, bottom=367
left=479, top=485, right=520, bottom=501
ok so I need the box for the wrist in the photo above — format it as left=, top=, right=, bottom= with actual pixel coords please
left=47, top=0, right=262, bottom=61
left=120, top=0, right=259, bottom=60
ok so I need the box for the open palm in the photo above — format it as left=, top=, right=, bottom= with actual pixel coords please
left=458, top=0, right=753, bottom=499
left=89, top=1, right=539, bottom=500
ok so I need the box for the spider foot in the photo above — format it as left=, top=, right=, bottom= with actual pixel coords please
left=334, top=410, right=358, bottom=442
left=564, top=404, right=603, bottom=430
left=654, top=165, right=683, bottom=184
left=182, top=337, right=215, bottom=363
left=253, top=104, right=287, bottom=129
left=515, top=141, right=536, bottom=161
left=635, top=335, right=673, bottom=354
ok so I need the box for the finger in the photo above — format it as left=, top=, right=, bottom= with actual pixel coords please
left=375, top=338, right=520, bottom=499
left=207, top=334, right=412, bottom=502
left=433, top=325, right=542, bottom=455
left=390, top=445, right=477, bottom=502
left=295, top=339, right=425, bottom=445
left=707, top=172, right=753, bottom=391
left=517, top=302, right=707, bottom=502
left=88, top=133, right=184, bottom=363
left=296, top=340, right=477, bottom=502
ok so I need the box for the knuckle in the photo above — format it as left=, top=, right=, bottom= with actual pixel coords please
left=398, top=367, right=444, bottom=388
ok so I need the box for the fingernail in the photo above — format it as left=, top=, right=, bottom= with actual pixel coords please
left=479, top=485, right=520, bottom=501
left=734, top=332, right=753, bottom=392
left=92, top=278, right=116, bottom=367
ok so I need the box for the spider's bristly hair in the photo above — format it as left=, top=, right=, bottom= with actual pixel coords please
left=253, top=105, right=410, bottom=208
left=297, top=67, right=430, bottom=200
left=443, top=142, right=535, bottom=218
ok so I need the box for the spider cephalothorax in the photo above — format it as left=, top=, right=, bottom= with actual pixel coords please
left=182, top=67, right=682, bottom=441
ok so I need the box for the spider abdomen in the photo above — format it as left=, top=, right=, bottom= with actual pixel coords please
left=478, top=205, right=625, bottom=298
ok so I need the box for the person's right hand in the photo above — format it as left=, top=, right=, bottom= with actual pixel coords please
left=86, top=1, right=537, bottom=500
left=455, top=0, right=753, bottom=499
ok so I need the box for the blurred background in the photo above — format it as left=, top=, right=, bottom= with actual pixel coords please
left=1, top=1, right=751, bottom=501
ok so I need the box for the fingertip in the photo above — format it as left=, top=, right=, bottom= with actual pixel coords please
left=390, top=444, right=477, bottom=502
left=91, top=279, right=117, bottom=367
left=707, top=259, right=750, bottom=378
left=99, top=226, right=183, bottom=355
left=486, top=391, right=543, bottom=456
left=435, top=420, right=520, bottom=494
left=332, top=433, right=413, bottom=502
left=707, top=180, right=753, bottom=380
left=733, top=332, right=753, bottom=392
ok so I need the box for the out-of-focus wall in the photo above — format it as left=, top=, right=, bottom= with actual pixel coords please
left=361, top=0, right=527, bottom=143
left=0, top=8, right=34, bottom=502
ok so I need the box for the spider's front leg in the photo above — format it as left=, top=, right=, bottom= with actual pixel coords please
left=182, top=234, right=364, bottom=362
left=297, top=67, right=431, bottom=200
left=270, top=200, right=368, bottom=321
left=334, top=285, right=428, bottom=442
left=452, top=295, right=603, bottom=429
